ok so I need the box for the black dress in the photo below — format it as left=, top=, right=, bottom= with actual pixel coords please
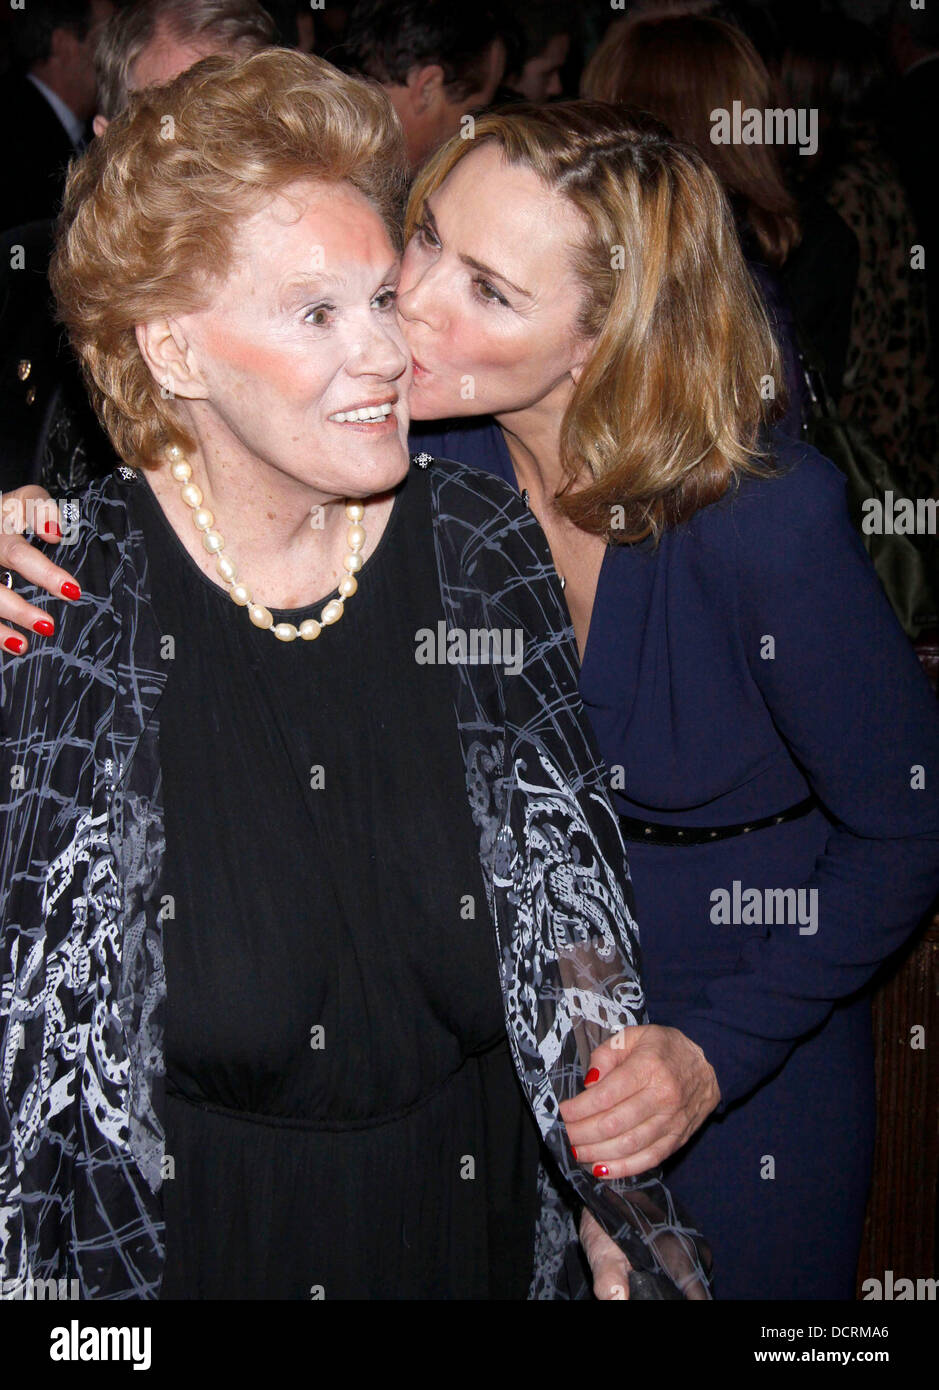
left=126, top=464, right=541, bottom=1300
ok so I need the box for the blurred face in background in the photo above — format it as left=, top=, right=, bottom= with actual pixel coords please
left=385, top=37, right=506, bottom=169
left=46, top=0, right=114, bottom=121
left=93, top=18, right=249, bottom=136
left=509, top=32, right=570, bottom=103
left=128, top=16, right=227, bottom=92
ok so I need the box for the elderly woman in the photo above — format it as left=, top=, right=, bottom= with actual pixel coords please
left=0, top=51, right=710, bottom=1301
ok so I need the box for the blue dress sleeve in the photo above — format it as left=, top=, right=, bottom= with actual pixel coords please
left=668, top=447, right=939, bottom=1107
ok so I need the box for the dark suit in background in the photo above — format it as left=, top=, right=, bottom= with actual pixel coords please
left=0, top=76, right=81, bottom=229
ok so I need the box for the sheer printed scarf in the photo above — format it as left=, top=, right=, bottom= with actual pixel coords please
left=428, top=456, right=713, bottom=1300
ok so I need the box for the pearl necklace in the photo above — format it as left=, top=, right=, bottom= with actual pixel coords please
left=166, top=444, right=365, bottom=642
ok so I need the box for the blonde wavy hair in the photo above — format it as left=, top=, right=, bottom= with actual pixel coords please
left=406, top=101, right=785, bottom=541
left=50, top=48, right=408, bottom=470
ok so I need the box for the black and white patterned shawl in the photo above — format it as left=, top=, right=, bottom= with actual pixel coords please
left=0, top=459, right=712, bottom=1300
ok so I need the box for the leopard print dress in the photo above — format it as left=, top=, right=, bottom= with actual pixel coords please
left=827, top=126, right=938, bottom=503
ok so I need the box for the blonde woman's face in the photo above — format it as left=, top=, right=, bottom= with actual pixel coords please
left=397, top=144, right=594, bottom=423
left=171, top=180, right=411, bottom=500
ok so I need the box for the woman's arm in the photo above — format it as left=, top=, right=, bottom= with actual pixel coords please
left=667, top=449, right=939, bottom=1108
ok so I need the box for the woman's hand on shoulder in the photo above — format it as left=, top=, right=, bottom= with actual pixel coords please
left=560, top=1024, right=720, bottom=1179
left=0, top=487, right=80, bottom=655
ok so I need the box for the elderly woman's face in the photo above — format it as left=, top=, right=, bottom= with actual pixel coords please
left=169, top=180, right=411, bottom=499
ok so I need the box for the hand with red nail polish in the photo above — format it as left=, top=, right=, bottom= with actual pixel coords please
left=559, top=1024, right=720, bottom=1181
left=0, top=485, right=80, bottom=655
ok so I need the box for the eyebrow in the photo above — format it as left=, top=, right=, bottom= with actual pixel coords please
left=422, top=205, right=533, bottom=300
left=278, top=260, right=401, bottom=303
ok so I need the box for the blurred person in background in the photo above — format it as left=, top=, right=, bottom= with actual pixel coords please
left=339, top=0, right=508, bottom=170
left=260, top=1, right=315, bottom=51
left=778, top=13, right=938, bottom=506
left=581, top=11, right=811, bottom=437
left=93, top=0, right=276, bottom=132
left=583, top=7, right=861, bottom=403
left=494, top=0, right=576, bottom=105
left=0, top=0, right=115, bottom=229
left=1, top=0, right=276, bottom=496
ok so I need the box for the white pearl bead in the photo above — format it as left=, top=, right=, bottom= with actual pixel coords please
left=166, top=443, right=184, bottom=463
left=248, top=603, right=273, bottom=628
left=176, top=474, right=367, bottom=643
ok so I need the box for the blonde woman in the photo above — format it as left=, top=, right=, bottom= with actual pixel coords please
left=403, top=102, right=939, bottom=1298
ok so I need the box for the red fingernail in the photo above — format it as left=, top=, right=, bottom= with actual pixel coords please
left=584, top=1067, right=601, bottom=1085
left=4, top=637, right=25, bottom=653
left=33, top=619, right=54, bottom=635
left=571, top=1147, right=578, bottom=1160
left=61, top=582, right=81, bottom=600
left=593, top=1163, right=610, bottom=1178
left=41, top=520, right=62, bottom=540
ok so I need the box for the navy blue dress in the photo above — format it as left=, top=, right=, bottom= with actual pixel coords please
left=410, top=419, right=939, bottom=1299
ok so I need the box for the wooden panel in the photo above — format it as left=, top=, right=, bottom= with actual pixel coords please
left=856, top=912, right=939, bottom=1294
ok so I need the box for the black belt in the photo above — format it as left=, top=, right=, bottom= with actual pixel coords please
left=618, top=795, right=818, bottom=847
